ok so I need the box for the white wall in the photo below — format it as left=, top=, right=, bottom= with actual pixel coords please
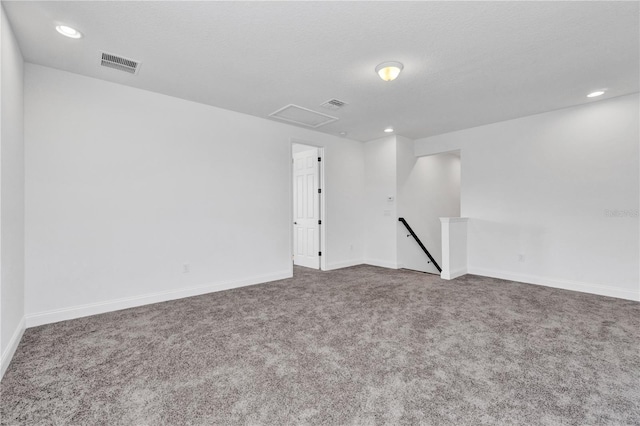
left=321, top=143, right=365, bottom=270
left=364, top=135, right=460, bottom=272
left=19, top=60, right=638, bottom=337
left=25, top=64, right=364, bottom=325
left=0, top=5, right=25, bottom=378
left=363, top=136, right=398, bottom=268
left=440, top=217, right=469, bottom=280
left=397, top=134, right=460, bottom=273
left=415, top=94, right=640, bottom=301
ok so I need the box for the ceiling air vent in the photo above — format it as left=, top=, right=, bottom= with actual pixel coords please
left=99, top=51, right=141, bottom=75
left=320, top=98, right=348, bottom=111
left=269, top=104, right=338, bottom=128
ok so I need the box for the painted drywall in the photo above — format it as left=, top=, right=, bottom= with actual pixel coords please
left=24, top=64, right=364, bottom=325
left=397, top=135, right=460, bottom=273
left=415, top=93, right=640, bottom=301
left=440, top=218, right=469, bottom=279
left=364, top=135, right=460, bottom=272
left=363, top=136, right=398, bottom=268
left=0, top=5, right=25, bottom=378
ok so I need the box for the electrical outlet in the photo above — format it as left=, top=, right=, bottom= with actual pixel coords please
left=182, top=263, right=190, bottom=273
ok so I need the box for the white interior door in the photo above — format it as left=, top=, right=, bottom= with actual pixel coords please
left=293, top=147, right=320, bottom=269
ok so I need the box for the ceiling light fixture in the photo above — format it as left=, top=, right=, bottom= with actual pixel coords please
left=384, top=127, right=394, bottom=133
left=587, top=90, right=605, bottom=98
left=56, top=25, right=82, bottom=39
left=375, top=61, right=404, bottom=82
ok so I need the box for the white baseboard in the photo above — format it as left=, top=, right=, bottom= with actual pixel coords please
left=324, top=259, right=363, bottom=271
left=1, top=316, right=25, bottom=380
left=467, top=267, right=639, bottom=301
left=441, top=267, right=467, bottom=280
left=363, top=259, right=400, bottom=269
left=26, top=271, right=292, bottom=328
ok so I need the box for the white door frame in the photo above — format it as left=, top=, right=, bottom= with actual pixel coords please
left=290, top=139, right=326, bottom=271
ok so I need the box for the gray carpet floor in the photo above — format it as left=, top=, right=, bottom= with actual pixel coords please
left=1, top=265, right=639, bottom=425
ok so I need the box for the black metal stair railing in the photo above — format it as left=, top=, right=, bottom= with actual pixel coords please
left=398, top=217, right=442, bottom=273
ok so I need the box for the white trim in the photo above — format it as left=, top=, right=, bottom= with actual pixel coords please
left=26, top=271, right=291, bottom=328
left=324, top=259, right=363, bottom=271
left=1, top=316, right=25, bottom=380
left=269, top=104, right=338, bottom=128
left=439, top=217, right=469, bottom=224
left=441, top=267, right=467, bottom=280
left=468, top=267, right=639, bottom=301
left=364, top=259, right=400, bottom=269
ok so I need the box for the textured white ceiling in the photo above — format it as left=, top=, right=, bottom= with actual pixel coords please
left=4, top=1, right=639, bottom=141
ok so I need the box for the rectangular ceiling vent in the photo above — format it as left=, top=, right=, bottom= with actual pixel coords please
left=320, top=98, right=348, bottom=111
left=99, top=51, right=141, bottom=75
left=269, top=104, right=338, bottom=128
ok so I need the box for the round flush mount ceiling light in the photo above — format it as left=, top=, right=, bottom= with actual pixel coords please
left=587, top=90, right=606, bottom=98
left=384, top=127, right=394, bottom=133
left=56, top=25, right=82, bottom=39
left=375, top=61, right=404, bottom=82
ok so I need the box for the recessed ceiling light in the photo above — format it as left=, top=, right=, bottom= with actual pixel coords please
left=339, top=131, right=347, bottom=136
left=384, top=127, right=394, bottom=133
left=56, top=25, right=82, bottom=39
left=375, top=62, right=404, bottom=82
left=587, top=90, right=605, bottom=98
